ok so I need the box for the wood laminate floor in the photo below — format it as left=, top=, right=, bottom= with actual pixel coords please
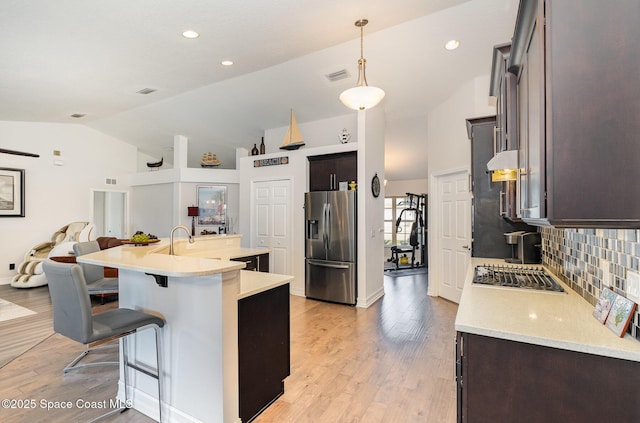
left=0, top=271, right=458, bottom=423
left=0, top=285, right=53, bottom=368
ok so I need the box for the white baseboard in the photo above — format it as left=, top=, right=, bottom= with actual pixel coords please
left=0, top=277, right=12, bottom=285
left=120, top=382, right=242, bottom=423
left=357, top=286, right=385, bottom=308
left=290, top=287, right=305, bottom=298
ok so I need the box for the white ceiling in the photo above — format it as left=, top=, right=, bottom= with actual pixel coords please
left=0, top=0, right=519, bottom=180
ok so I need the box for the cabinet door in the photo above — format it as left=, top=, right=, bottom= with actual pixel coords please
left=524, top=14, right=545, bottom=220
left=459, top=332, right=640, bottom=422
left=334, top=152, right=357, bottom=188
left=517, top=13, right=545, bottom=220
left=496, top=63, right=518, bottom=152
left=495, top=80, right=505, bottom=154
left=503, top=72, right=518, bottom=150
left=238, top=284, right=290, bottom=422
left=257, top=253, right=269, bottom=272
left=308, top=152, right=357, bottom=191
left=517, top=53, right=528, bottom=218
left=309, top=159, right=336, bottom=191
left=233, top=255, right=258, bottom=271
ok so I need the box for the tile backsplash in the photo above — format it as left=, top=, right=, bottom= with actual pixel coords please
left=541, top=228, right=640, bottom=340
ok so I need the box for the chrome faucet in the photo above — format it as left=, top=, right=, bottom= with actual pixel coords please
left=169, top=225, right=194, bottom=255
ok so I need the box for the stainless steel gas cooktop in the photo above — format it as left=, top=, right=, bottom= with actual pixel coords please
left=473, top=264, right=565, bottom=292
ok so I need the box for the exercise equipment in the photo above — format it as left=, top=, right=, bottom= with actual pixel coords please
left=387, top=193, right=427, bottom=271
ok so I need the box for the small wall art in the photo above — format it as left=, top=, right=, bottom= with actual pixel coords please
left=605, top=294, right=637, bottom=337
left=197, top=185, right=226, bottom=226
left=0, top=167, right=25, bottom=217
left=593, top=286, right=617, bottom=324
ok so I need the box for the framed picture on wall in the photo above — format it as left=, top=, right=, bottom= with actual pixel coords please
left=197, top=185, right=226, bottom=226
left=0, top=167, right=25, bottom=217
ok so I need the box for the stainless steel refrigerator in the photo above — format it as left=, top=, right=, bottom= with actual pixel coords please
left=305, top=190, right=357, bottom=305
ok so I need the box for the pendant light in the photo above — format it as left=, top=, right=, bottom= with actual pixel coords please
left=340, top=19, right=385, bottom=110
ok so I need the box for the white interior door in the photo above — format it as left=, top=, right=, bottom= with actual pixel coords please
left=252, top=179, right=291, bottom=275
left=436, top=170, right=470, bottom=303
left=92, top=189, right=128, bottom=238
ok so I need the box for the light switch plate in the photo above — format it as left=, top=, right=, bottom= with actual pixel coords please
left=627, top=270, right=640, bottom=304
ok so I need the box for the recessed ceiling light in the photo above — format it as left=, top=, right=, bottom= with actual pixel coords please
left=445, top=39, right=460, bottom=51
left=221, top=60, right=234, bottom=66
left=182, top=30, right=200, bottom=39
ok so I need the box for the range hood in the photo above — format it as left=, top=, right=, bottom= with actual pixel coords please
left=487, top=150, right=517, bottom=182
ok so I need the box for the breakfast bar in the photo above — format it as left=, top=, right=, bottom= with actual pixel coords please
left=77, top=236, right=293, bottom=423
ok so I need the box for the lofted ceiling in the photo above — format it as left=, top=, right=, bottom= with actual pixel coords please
left=0, top=0, right=519, bottom=180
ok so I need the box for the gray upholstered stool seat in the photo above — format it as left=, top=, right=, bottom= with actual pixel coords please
left=43, top=260, right=165, bottom=422
left=73, top=240, right=119, bottom=296
left=87, top=308, right=164, bottom=343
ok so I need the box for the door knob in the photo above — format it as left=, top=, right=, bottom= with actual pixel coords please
left=462, top=245, right=469, bottom=250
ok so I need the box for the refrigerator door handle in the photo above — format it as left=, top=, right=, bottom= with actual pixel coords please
left=307, top=259, right=350, bottom=270
left=322, top=203, right=328, bottom=251
left=326, top=202, right=331, bottom=250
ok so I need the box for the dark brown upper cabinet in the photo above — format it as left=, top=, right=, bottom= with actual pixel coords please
left=510, top=0, right=640, bottom=228
left=490, top=43, right=518, bottom=154
left=308, top=151, right=357, bottom=192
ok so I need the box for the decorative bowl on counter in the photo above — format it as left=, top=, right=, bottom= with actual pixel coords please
left=121, top=239, right=161, bottom=246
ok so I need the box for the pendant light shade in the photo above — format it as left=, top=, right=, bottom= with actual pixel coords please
left=340, top=86, right=386, bottom=111
left=340, top=19, right=385, bottom=110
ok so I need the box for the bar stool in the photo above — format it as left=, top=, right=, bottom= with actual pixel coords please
left=72, top=240, right=119, bottom=300
left=43, top=260, right=165, bottom=422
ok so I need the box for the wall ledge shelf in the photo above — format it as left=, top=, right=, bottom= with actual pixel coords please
left=129, top=167, right=240, bottom=186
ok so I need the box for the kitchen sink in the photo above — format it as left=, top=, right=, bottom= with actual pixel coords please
left=473, top=264, right=565, bottom=292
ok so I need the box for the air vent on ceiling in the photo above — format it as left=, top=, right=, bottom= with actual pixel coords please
left=325, top=69, right=350, bottom=82
left=137, top=88, right=157, bottom=95
left=70, top=113, right=86, bottom=118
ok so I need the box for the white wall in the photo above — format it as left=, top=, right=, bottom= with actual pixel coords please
left=0, top=121, right=136, bottom=283
left=129, top=174, right=240, bottom=238
left=384, top=178, right=428, bottom=198
left=426, top=75, right=496, bottom=295
left=130, top=183, right=174, bottom=237
left=263, top=114, right=357, bottom=155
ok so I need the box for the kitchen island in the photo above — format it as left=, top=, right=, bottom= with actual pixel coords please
left=77, top=236, right=292, bottom=423
left=455, top=258, right=640, bottom=422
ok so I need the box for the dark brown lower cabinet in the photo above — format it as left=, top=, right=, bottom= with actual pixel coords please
left=232, top=253, right=269, bottom=272
left=238, top=284, right=290, bottom=422
left=456, top=332, right=640, bottom=423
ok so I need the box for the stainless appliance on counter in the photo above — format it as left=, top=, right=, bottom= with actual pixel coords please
left=503, top=231, right=541, bottom=264
left=504, top=231, right=525, bottom=263
left=305, top=190, right=356, bottom=305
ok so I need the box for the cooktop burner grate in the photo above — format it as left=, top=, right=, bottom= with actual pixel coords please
left=473, top=264, right=565, bottom=292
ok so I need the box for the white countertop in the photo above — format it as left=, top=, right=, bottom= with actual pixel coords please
left=76, top=242, right=245, bottom=277
left=455, top=258, right=640, bottom=362
left=170, top=246, right=271, bottom=261
left=238, top=270, right=293, bottom=300
left=76, top=241, right=292, bottom=299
